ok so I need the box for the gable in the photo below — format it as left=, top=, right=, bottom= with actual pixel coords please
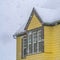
left=25, top=8, right=43, bottom=30
left=27, top=14, right=42, bottom=30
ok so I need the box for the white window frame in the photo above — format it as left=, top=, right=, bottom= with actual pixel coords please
left=37, top=29, right=44, bottom=53
left=22, top=36, right=27, bottom=58
left=27, top=32, right=32, bottom=55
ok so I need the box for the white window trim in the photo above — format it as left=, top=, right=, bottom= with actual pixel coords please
left=22, top=35, right=27, bottom=58
left=32, top=31, right=37, bottom=54
left=22, top=38, right=27, bottom=58
left=27, top=32, right=32, bottom=55
left=37, top=29, right=44, bottom=53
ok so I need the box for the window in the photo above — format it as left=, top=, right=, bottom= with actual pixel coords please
left=22, top=27, right=44, bottom=58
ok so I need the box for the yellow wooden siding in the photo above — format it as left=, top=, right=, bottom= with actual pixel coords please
left=44, top=26, right=54, bottom=53
left=16, top=25, right=60, bottom=60
left=27, top=14, right=42, bottom=30
left=16, top=37, right=22, bottom=60
left=26, top=53, right=54, bottom=60
left=53, top=25, right=60, bottom=60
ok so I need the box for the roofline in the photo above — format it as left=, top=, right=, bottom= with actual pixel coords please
left=13, top=31, right=26, bottom=39
left=13, top=22, right=60, bottom=39
left=44, top=21, right=60, bottom=26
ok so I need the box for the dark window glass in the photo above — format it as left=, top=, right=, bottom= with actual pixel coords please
left=34, top=43, right=37, bottom=53
left=39, top=42, right=44, bottom=52
left=22, top=37, right=27, bottom=58
left=29, top=44, right=32, bottom=54
left=24, top=48, right=27, bottom=57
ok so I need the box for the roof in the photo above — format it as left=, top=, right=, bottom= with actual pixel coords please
left=13, top=8, right=60, bottom=38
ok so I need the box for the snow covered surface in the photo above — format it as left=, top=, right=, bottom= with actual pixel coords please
left=14, top=22, right=27, bottom=36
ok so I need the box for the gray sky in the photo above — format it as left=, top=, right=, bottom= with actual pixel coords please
left=0, top=0, right=60, bottom=60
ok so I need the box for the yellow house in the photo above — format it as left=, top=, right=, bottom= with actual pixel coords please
left=13, top=8, right=60, bottom=60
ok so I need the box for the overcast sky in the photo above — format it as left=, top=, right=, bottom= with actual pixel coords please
left=0, top=0, right=60, bottom=60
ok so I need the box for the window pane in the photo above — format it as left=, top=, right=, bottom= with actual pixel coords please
left=34, top=43, right=37, bottom=53
left=39, top=42, right=44, bottom=52
left=24, top=48, right=27, bottom=57
left=29, top=44, right=32, bottom=54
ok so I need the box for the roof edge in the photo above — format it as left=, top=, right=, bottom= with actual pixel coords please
left=13, top=21, right=60, bottom=39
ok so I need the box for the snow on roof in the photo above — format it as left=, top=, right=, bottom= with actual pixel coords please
left=14, top=22, right=27, bottom=37
left=13, top=8, right=60, bottom=38
left=36, top=8, right=60, bottom=23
